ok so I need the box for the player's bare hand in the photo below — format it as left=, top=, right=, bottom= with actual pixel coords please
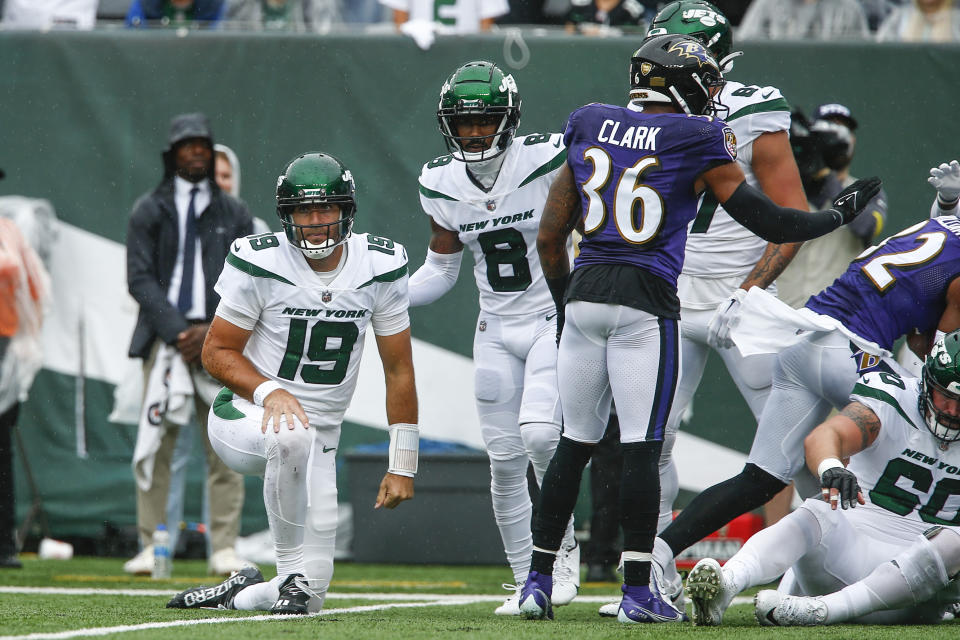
left=374, top=473, right=414, bottom=509
left=177, top=324, right=209, bottom=365
left=820, top=466, right=865, bottom=510
left=261, top=388, right=310, bottom=434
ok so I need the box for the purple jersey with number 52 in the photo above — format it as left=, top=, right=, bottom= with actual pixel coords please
left=565, top=103, right=736, bottom=287
left=806, top=216, right=960, bottom=350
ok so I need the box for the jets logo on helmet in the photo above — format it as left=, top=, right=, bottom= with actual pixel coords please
left=921, top=330, right=960, bottom=444
left=276, top=152, right=357, bottom=260
left=648, top=1, right=740, bottom=72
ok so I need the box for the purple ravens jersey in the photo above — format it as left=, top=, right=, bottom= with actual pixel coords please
left=806, top=216, right=960, bottom=350
left=565, top=103, right=736, bottom=288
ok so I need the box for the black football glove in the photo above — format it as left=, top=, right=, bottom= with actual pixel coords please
left=830, top=177, right=882, bottom=225
left=820, top=467, right=862, bottom=510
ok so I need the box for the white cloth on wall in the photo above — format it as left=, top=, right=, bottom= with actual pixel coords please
left=1, top=0, right=99, bottom=29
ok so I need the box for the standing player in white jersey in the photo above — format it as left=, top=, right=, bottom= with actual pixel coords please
left=408, top=60, right=578, bottom=614
left=682, top=330, right=960, bottom=626
left=593, top=1, right=809, bottom=615
left=166, top=152, right=419, bottom=615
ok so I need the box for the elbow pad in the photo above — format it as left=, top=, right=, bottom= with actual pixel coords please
left=408, top=249, right=462, bottom=307
left=723, top=182, right=841, bottom=244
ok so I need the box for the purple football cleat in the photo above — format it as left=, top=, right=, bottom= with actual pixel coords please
left=518, top=571, right=554, bottom=620
left=617, top=583, right=686, bottom=624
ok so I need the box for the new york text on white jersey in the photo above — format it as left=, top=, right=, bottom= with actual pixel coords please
left=418, top=133, right=567, bottom=316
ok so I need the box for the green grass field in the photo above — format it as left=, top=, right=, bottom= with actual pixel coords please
left=0, top=556, right=956, bottom=639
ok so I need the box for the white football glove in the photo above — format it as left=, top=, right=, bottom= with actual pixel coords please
left=928, top=160, right=960, bottom=202
left=707, top=288, right=748, bottom=350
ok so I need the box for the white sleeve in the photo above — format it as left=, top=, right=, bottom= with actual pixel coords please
left=408, top=249, right=463, bottom=307
left=214, top=299, right=258, bottom=331
left=372, top=273, right=411, bottom=336
left=213, top=259, right=265, bottom=325
left=479, top=0, right=509, bottom=19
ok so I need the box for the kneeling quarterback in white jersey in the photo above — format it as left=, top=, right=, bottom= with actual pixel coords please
left=684, top=330, right=960, bottom=626
left=167, top=152, right=419, bottom=615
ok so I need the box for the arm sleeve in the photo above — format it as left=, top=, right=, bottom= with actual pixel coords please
left=408, top=249, right=462, bottom=307
left=372, top=273, right=411, bottom=336
left=722, top=181, right=842, bottom=244
left=214, top=299, right=258, bottom=331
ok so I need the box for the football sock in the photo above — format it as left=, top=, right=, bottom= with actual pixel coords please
left=233, top=576, right=281, bottom=611
left=490, top=454, right=534, bottom=583
left=722, top=505, right=821, bottom=596
left=660, top=463, right=786, bottom=558
left=620, top=440, right=662, bottom=586
left=531, top=436, right=594, bottom=556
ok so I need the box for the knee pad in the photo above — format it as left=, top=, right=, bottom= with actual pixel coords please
left=796, top=496, right=837, bottom=541
left=892, top=532, right=950, bottom=604
left=267, top=426, right=313, bottom=468
left=520, top=422, right=561, bottom=459
left=925, top=526, right=960, bottom=578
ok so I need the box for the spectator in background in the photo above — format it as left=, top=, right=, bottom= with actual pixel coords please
left=124, top=112, right=253, bottom=576
left=380, top=0, right=508, bottom=33
left=738, top=0, right=869, bottom=39
left=0, top=0, right=99, bottom=29
left=877, top=0, right=960, bottom=41
left=222, top=0, right=338, bottom=31
left=565, top=0, right=647, bottom=35
left=0, top=202, right=50, bottom=569
left=215, top=144, right=271, bottom=234
left=778, top=104, right=887, bottom=308
left=126, top=0, right=225, bottom=27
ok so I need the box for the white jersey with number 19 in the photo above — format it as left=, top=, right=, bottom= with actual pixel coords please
left=213, top=231, right=409, bottom=429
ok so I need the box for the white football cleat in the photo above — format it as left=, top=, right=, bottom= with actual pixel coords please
left=598, top=600, right=620, bottom=617
left=123, top=546, right=154, bottom=575
left=494, top=583, right=522, bottom=616
left=686, top=558, right=734, bottom=626
left=754, top=589, right=828, bottom=626
left=552, top=541, right=580, bottom=606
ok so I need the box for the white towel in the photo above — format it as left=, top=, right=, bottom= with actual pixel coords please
left=131, top=344, right=195, bottom=492
left=728, top=286, right=889, bottom=358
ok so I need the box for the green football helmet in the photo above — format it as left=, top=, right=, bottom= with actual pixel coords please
left=921, top=330, right=960, bottom=443
left=647, top=1, right=740, bottom=72
left=276, top=152, right=356, bottom=259
left=437, top=60, right=521, bottom=163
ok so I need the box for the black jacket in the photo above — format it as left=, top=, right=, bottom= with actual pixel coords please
left=125, top=176, right=253, bottom=359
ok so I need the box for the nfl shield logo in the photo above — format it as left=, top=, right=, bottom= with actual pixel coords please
left=322, top=291, right=332, bottom=303
left=486, top=200, right=497, bottom=212
left=479, top=320, right=487, bottom=332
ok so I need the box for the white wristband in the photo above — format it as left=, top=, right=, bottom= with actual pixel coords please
left=388, top=423, right=419, bottom=477
left=817, top=457, right=844, bottom=478
left=253, top=380, right=283, bottom=407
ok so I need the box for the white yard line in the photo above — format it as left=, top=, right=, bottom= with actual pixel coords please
left=0, top=587, right=754, bottom=640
